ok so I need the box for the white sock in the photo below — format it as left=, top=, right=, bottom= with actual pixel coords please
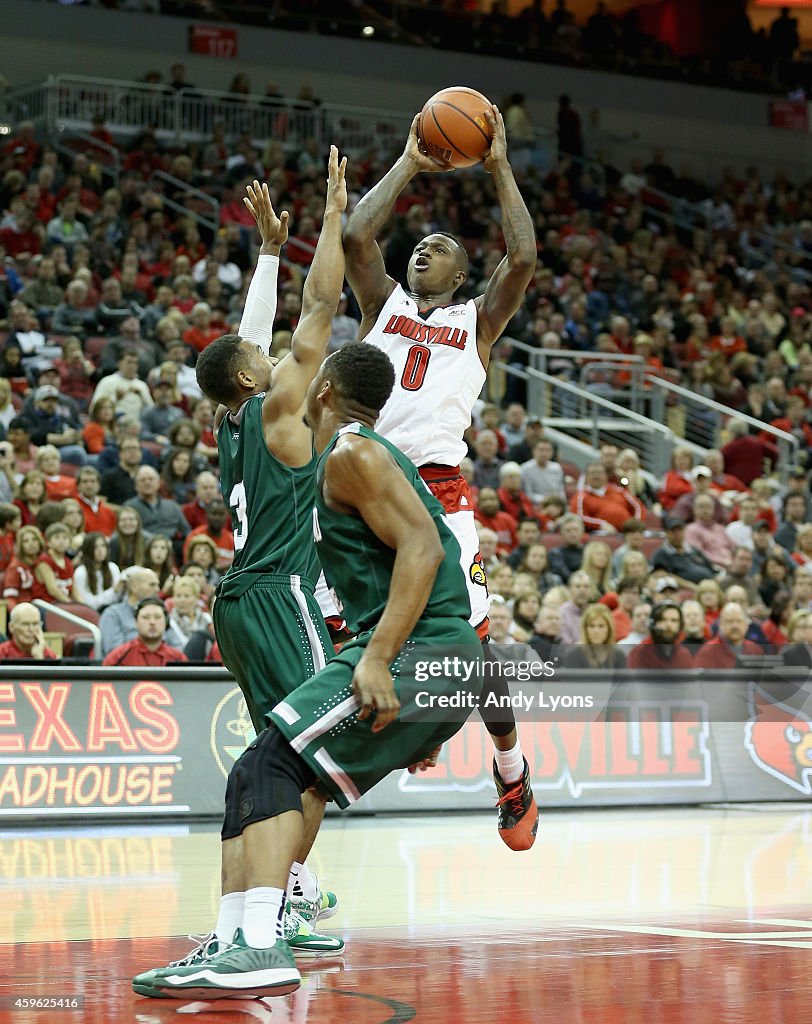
left=494, top=739, right=524, bottom=784
left=242, top=886, right=286, bottom=948
left=214, top=891, right=244, bottom=945
left=290, top=861, right=319, bottom=901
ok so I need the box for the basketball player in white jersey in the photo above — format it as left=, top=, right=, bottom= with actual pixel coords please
left=344, top=105, right=539, bottom=850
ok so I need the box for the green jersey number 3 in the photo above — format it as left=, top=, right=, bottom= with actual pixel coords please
left=229, top=481, right=248, bottom=552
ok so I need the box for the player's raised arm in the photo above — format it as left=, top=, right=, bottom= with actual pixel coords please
left=474, top=105, right=537, bottom=352
left=212, top=181, right=289, bottom=430
left=262, top=146, right=347, bottom=420
left=343, top=115, right=447, bottom=324
left=324, top=435, right=445, bottom=730
left=238, top=180, right=290, bottom=356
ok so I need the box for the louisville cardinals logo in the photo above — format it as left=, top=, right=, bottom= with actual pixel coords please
left=469, top=556, right=488, bottom=588
left=744, top=684, right=812, bottom=795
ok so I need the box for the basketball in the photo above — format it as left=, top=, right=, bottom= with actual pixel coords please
left=418, top=86, right=494, bottom=169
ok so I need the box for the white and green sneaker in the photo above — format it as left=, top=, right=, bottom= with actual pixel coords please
left=289, top=878, right=339, bottom=924
left=133, top=929, right=300, bottom=1000
left=283, top=904, right=344, bottom=959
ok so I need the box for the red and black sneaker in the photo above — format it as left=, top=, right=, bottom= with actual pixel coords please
left=494, top=757, right=538, bottom=851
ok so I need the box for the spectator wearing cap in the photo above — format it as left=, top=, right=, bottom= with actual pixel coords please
left=102, top=597, right=189, bottom=667
left=507, top=416, right=545, bottom=463
left=327, top=292, right=359, bottom=354
left=21, top=364, right=82, bottom=425
left=571, top=462, right=643, bottom=533
left=140, top=377, right=185, bottom=442
left=99, top=568, right=186, bottom=655
left=652, top=515, right=716, bottom=587
left=653, top=575, right=680, bottom=600
left=0, top=602, right=57, bottom=661
left=90, top=349, right=153, bottom=420
left=685, top=494, right=737, bottom=569
left=672, top=466, right=726, bottom=524
left=693, top=602, right=763, bottom=669
left=22, top=385, right=87, bottom=466
left=520, top=439, right=565, bottom=503
left=775, top=491, right=809, bottom=554
left=658, top=447, right=695, bottom=511
left=721, top=419, right=778, bottom=487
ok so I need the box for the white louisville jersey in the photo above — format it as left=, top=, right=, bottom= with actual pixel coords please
left=365, top=284, right=485, bottom=467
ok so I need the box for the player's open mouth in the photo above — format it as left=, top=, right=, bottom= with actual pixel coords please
left=414, top=257, right=429, bottom=270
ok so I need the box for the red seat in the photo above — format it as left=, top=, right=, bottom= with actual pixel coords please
left=644, top=509, right=662, bottom=530
left=541, top=534, right=565, bottom=550
left=59, top=462, right=80, bottom=477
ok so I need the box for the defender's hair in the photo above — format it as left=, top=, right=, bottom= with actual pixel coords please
left=195, top=333, right=247, bottom=406
left=328, top=343, right=396, bottom=415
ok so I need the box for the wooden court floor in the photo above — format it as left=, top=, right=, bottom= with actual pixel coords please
left=0, top=806, right=810, bottom=1023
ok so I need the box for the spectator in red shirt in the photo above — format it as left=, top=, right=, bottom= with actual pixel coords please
left=497, top=462, right=536, bottom=524
left=0, top=503, right=22, bottom=574
left=0, top=602, right=57, bottom=661
left=571, top=463, right=643, bottom=533
left=2, top=525, right=48, bottom=609
left=693, top=602, right=763, bottom=668
left=658, top=447, right=695, bottom=510
left=474, top=488, right=519, bottom=556
left=102, top=598, right=189, bottom=667
left=709, top=316, right=747, bottom=358
left=0, top=207, right=42, bottom=258
left=721, top=419, right=777, bottom=486
left=181, top=471, right=220, bottom=530
left=37, top=522, right=74, bottom=604
left=627, top=601, right=694, bottom=670
left=704, top=450, right=747, bottom=495
left=762, top=395, right=812, bottom=452
left=182, top=302, right=223, bottom=354
left=76, top=466, right=117, bottom=537
left=183, top=496, right=234, bottom=569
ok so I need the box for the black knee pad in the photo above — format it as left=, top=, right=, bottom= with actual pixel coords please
left=478, top=639, right=517, bottom=737
left=221, top=725, right=316, bottom=840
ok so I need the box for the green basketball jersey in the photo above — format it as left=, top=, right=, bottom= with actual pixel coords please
left=216, top=394, right=320, bottom=596
left=313, top=422, right=471, bottom=633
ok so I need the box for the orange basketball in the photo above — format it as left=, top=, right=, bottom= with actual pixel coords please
left=418, top=86, right=494, bottom=169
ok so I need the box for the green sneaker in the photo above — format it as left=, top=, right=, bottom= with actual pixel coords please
left=135, top=929, right=300, bottom=1000
left=283, top=904, right=344, bottom=959
left=289, top=880, right=339, bottom=924
left=133, top=933, right=222, bottom=998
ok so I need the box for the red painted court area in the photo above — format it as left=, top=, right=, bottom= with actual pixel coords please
left=1, top=809, right=811, bottom=1023
left=2, top=918, right=812, bottom=1024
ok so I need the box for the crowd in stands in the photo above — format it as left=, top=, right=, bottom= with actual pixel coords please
left=2, top=69, right=812, bottom=670
left=44, top=0, right=812, bottom=97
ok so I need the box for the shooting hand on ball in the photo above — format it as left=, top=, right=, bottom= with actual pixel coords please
left=483, top=105, right=508, bottom=172
left=404, top=115, right=452, bottom=174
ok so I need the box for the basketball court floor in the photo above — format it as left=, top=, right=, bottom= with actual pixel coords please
left=1, top=805, right=810, bottom=1023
